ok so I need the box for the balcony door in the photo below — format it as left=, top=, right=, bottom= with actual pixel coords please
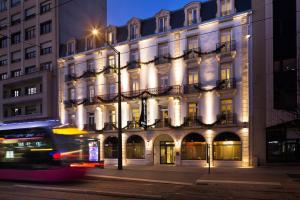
left=188, top=69, right=199, bottom=85
left=159, top=75, right=169, bottom=89
left=108, top=109, right=116, bottom=124
left=220, top=63, right=232, bottom=80
left=220, top=99, right=233, bottom=124
left=159, top=105, right=168, bottom=127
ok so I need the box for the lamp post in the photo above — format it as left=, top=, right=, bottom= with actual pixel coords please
left=92, top=28, right=122, bottom=170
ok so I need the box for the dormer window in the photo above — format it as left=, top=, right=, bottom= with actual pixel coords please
left=158, top=17, right=168, bottom=32
left=130, top=24, right=138, bottom=40
left=187, top=7, right=198, bottom=25
left=107, top=31, right=114, bottom=44
left=184, top=2, right=201, bottom=26
left=86, top=36, right=95, bottom=50
left=221, top=0, right=232, bottom=16
left=67, top=40, right=76, bottom=55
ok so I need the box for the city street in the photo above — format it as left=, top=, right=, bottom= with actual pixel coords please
left=0, top=166, right=300, bottom=200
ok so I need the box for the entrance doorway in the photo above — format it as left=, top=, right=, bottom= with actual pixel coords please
left=160, top=141, right=175, bottom=164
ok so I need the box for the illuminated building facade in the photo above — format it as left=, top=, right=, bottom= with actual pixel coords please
left=58, top=0, right=252, bottom=167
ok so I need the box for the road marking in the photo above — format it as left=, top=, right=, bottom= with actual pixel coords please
left=15, top=184, right=163, bottom=199
left=196, top=179, right=281, bottom=186
left=88, top=174, right=194, bottom=186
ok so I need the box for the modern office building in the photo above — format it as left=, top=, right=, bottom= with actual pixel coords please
left=58, top=0, right=252, bottom=167
left=0, top=0, right=107, bottom=123
left=251, top=0, right=300, bottom=164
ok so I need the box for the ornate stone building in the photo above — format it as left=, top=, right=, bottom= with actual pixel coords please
left=58, top=0, right=252, bottom=167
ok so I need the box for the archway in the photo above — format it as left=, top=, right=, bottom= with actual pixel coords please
left=213, top=132, right=241, bottom=161
left=181, top=133, right=206, bottom=160
left=153, top=134, right=174, bottom=165
left=104, top=136, right=118, bottom=159
left=126, top=135, right=145, bottom=159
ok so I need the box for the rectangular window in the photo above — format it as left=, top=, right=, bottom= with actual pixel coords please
left=107, top=31, right=114, bottom=44
left=11, top=12, right=21, bottom=26
left=0, top=73, right=7, bottom=80
left=11, top=51, right=21, bottom=63
left=87, top=59, right=95, bottom=71
left=40, top=20, right=52, bottom=35
left=11, top=69, right=21, bottom=77
left=131, top=108, right=140, bottom=122
left=130, top=24, right=137, bottom=40
left=188, top=102, right=198, bottom=118
left=0, top=18, right=7, bottom=30
left=26, top=86, right=37, bottom=95
left=11, top=88, right=21, bottom=97
left=221, top=0, right=232, bottom=16
left=0, top=36, right=7, bottom=48
left=159, top=74, right=169, bottom=88
left=40, top=61, right=52, bottom=70
left=25, top=105, right=37, bottom=115
left=220, top=99, right=233, bottom=115
left=158, top=17, right=167, bottom=32
left=40, top=41, right=52, bottom=55
left=187, top=36, right=199, bottom=50
left=67, top=41, right=75, bottom=55
left=11, top=31, right=21, bottom=45
left=108, top=83, right=115, bottom=95
left=86, top=36, right=94, bottom=50
left=25, top=46, right=36, bottom=59
left=108, top=109, right=116, bottom=123
left=187, top=8, right=197, bottom=25
left=68, top=63, right=75, bottom=74
left=25, top=66, right=36, bottom=74
left=0, top=54, right=7, bottom=66
left=188, top=69, right=199, bottom=84
left=130, top=49, right=139, bottom=61
left=10, top=0, right=20, bottom=8
left=88, top=113, right=95, bottom=127
left=25, top=26, right=35, bottom=40
left=12, top=106, right=22, bottom=116
left=158, top=43, right=169, bottom=56
left=108, top=55, right=115, bottom=67
left=220, top=63, right=232, bottom=80
left=131, top=78, right=139, bottom=91
left=220, top=29, right=232, bottom=44
left=40, top=1, right=51, bottom=14
left=0, top=0, right=7, bottom=12
left=88, top=85, right=95, bottom=99
left=25, top=6, right=36, bottom=20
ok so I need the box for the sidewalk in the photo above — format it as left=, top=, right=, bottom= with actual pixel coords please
left=87, top=165, right=300, bottom=190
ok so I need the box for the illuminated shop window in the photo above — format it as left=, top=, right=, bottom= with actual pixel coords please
left=126, top=135, right=145, bottom=159
left=181, top=133, right=206, bottom=160
left=104, top=136, right=118, bottom=159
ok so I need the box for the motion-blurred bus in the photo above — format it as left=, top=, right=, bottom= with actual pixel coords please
left=0, top=120, right=102, bottom=182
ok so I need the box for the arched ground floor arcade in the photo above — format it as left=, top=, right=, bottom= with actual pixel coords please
left=93, top=127, right=249, bottom=167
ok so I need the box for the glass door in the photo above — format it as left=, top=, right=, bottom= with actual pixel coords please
left=160, top=141, right=175, bottom=164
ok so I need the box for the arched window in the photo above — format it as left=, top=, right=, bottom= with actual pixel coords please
left=213, top=132, right=241, bottom=161
left=104, top=136, right=118, bottom=159
left=181, top=133, right=206, bottom=160
left=126, top=135, right=145, bottom=159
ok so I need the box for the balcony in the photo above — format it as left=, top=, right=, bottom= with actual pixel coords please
left=147, top=85, right=181, bottom=97
left=84, top=124, right=96, bottom=131
left=217, top=113, right=237, bottom=126
left=127, top=121, right=140, bottom=129
left=127, top=61, right=141, bottom=71
left=84, top=69, right=96, bottom=79
left=104, top=122, right=117, bottom=131
left=183, top=83, right=202, bottom=94
left=216, top=40, right=236, bottom=54
left=154, top=54, right=171, bottom=66
left=216, top=78, right=236, bottom=90
left=153, top=118, right=170, bottom=128
left=64, top=99, right=76, bottom=108
left=184, top=116, right=202, bottom=127
left=104, top=66, right=116, bottom=75
left=184, top=47, right=201, bottom=60
left=65, top=73, right=76, bottom=82
left=84, top=97, right=97, bottom=106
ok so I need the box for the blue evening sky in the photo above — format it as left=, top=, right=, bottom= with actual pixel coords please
left=108, top=0, right=206, bottom=26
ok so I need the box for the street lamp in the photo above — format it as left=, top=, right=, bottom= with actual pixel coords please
left=92, top=28, right=122, bottom=170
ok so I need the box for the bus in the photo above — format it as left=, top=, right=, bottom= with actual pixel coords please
left=0, top=120, right=102, bottom=182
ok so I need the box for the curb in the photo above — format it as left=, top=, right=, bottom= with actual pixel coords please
left=15, top=184, right=163, bottom=200
left=196, top=179, right=281, bottom=186
left=87, top=174, right=194, bottom=186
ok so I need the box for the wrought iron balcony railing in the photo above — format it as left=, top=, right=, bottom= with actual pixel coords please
left=216, top=78, right=236, bottom=90
left=184, top=116, right=203, bottom=127
left=127, top=61, right=141, bottom=71
left=84, top=124, right=96, bottom=131
left=154, top=118, right=170, bottom=128
left=104, top=122, right=117, bottom=131
left=183, top=83, right=202, bottom=94
left=104, top=66, right=117, bottom=75
left=147, top=85, right=182, bottom=97
left=184, top=47, right=201, bottom=60
left=65, top=73, right=76, bottom=82
left=217, top=113, right=237, bottom=125
left=154, top=54, right=171, bottom=65
left=127, top=121, right=140, bottom=129
left=216, top=40, right=236, bottom=54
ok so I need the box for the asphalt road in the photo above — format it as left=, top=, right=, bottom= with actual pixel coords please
left=0, top=176, right=299, bottom=200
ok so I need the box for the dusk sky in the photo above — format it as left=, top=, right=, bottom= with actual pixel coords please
left=108, top=0, right=206, bottom=26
